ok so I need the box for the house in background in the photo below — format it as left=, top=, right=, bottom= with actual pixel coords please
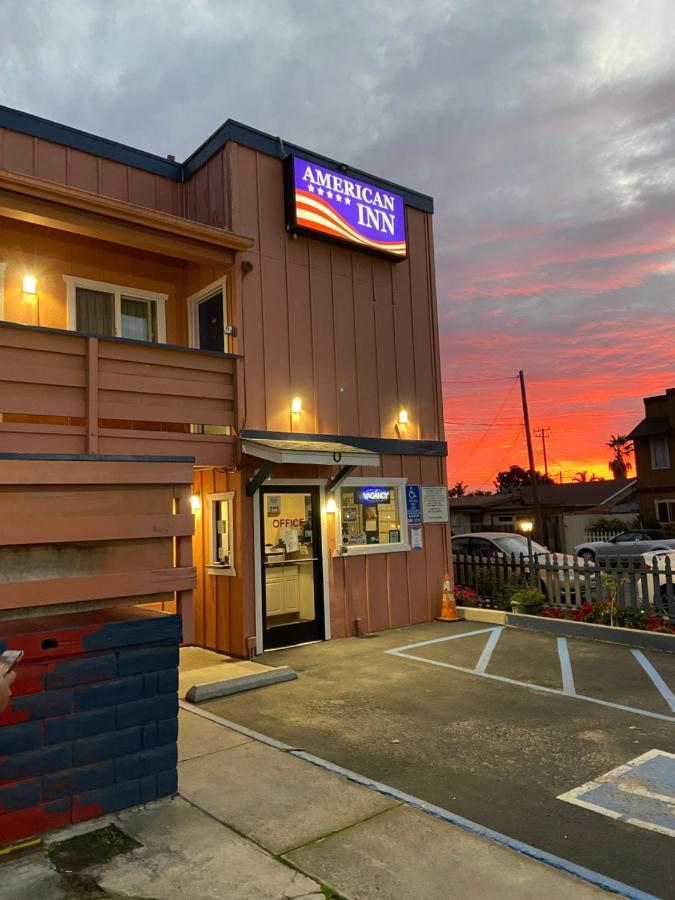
left=628, top=387, right=675, bottom=525
left=449, top=480, right=638, bottom=553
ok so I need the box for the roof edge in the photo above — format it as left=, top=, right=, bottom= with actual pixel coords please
left=0, top=104, right=434, bottom=213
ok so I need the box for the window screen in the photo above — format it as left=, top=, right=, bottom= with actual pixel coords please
left=75, top=288, right=115, bottom=336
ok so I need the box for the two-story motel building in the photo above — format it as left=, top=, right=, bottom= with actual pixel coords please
left=0, top=104, right=449, bottom=656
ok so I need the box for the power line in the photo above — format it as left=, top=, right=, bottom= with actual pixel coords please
left=447, top=377, right=520, bottom=480
left=441, top=376, right=516, bottom=385
left=474, top=426, right=525, bottom=490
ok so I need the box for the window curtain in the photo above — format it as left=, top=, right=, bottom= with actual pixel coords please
left=75, top=288, right=115, bottom=337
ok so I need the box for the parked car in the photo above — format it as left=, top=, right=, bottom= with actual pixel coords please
left=572, top=530, right=675, bottom=563
left=451, top=532, right=584, bottom=599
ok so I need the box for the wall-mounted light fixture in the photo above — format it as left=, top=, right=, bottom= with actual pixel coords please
left=190, top=494, right=201, bottom=513
left=518, top=520, right=533, bottom=534
left=325, top=497, right=337, bottom=514
left=22, top=274, right=37, bottom=297
left=398, top=408, right=409, bottom=425
left=291, top=397, right=302, bottom=415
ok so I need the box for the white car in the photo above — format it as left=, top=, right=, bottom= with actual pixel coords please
left=572, top=530, right=675, bottom=563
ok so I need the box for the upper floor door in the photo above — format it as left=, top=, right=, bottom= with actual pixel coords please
left=196, top=290, right=225, bottom=352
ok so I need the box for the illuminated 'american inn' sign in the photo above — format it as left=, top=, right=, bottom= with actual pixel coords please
left=285, top=156, right=407, bottom=259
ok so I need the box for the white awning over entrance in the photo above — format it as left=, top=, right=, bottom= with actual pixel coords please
left=241, top=437, right=380, bottom=467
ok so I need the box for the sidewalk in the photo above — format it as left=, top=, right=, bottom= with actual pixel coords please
left=0, top=703, right=613, bottom=899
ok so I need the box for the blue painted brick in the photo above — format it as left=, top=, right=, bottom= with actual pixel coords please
left=0, top=721, right=42, bottom=755
left=44, top=760, right=114, bottom=801
left=157, top=768, right=178, bottom=798
left=157, top=669, right=179, bottom=694
left=0, top=744, right=71, bottom=784
left=74, top=677, right=143, bottom=712
left=143, top=674, right=158, bottom=698
left=157, top=717, right=178, bottom=747
left=140, top=775, right=157, bottom=803
left=45, top=708, right=115, bottom=745
left=117, top=646, right=179, bottom=677
left=116, top=694, right=178, bottom=729
left=73, top=727, right=143, bottom=766
left=84, top=615, right=181, bottom=652
left=115, top=744, right=177, bottom=783
left=12, top=688, right=73, bottom=721
left=0, top=778, right=41, bottom=813
left=74, top=778, right=141, bottom=817
left=45, top=654, right=117, bottom=690
left=142, top=723, right=157, bottom=750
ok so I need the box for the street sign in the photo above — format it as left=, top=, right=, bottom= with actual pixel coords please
left=406, top=484, right=422, bottom=524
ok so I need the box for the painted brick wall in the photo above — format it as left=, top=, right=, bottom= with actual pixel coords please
left=0, top=608, right=180, bottom=844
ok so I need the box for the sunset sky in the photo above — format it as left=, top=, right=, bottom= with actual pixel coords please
left=2, top=0, right=674, bottom=488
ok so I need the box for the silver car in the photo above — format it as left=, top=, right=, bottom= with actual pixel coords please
left=572, top=530, right=675, bottom=563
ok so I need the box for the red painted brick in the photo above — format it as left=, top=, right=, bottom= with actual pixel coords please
left=0, top=798, right=71, bottom=843
left=11, top=664, right=47, bottom=697
left=0, top=778, right=42, bottom=813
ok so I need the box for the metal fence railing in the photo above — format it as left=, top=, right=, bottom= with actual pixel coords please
left=452, top=552, right=674, bottom=622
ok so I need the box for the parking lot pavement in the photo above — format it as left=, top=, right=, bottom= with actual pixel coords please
left=204, top=622, right=675, bottom=898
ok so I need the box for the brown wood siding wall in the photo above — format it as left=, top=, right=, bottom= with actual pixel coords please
left=228, top=144, right=444, bottom=444
left=0, top=129, right=182, bottom=216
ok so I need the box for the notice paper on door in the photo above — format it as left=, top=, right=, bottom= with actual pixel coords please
left=410, top=526, right=423, bottom=550
left=282, top=529, right=299, bottom=553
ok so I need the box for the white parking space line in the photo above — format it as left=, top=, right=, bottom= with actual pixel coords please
left=474, top=626, right=503, bottom=674
left=386, top=628, right=675, bottom=725
left=631, top=650, right=675, bottom=713
left=557, top=637, right=576, bottom=696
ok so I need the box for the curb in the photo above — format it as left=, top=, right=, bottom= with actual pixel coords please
left=184, top=666, right=297, bottom=702
left=458, top=607, right=675, bottom=651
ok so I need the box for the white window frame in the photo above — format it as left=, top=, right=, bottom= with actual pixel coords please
left=63, top=275, right=167, bottom=343
left=206, top=491, right=236, bottom=576
left=186, top=276, right=228, bottom=351
left=336, top=476, right=411, bottom=556
left=650, top=438, right=670, bottom=470
left=654, top=500, right=674, bottom=523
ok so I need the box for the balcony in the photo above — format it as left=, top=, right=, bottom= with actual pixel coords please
left=0, top=321, right=237, bottom=466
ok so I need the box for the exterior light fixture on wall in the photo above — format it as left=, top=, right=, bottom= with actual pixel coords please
left=398, top=408, right=409, bottom=425
left=291, top=397, right=302, bottom=415
left=518, top=519, right=533, bottom=534
left=22, top=275, right=37, bottom=296
left=325, top=497, right=337, bottom=514
left=190, top=494, right=201, bottom=512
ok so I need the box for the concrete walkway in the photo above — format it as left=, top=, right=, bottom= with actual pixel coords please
left=1, top=705, right=613, bottom=899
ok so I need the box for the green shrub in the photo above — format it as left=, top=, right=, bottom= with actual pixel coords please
left=509, top=586, right=545, bottom=608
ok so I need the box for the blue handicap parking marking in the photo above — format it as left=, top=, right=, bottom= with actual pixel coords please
left=558, top=750, right=675, bottom=837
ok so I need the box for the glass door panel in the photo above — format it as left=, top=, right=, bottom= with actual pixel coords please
left=261, top=487, right=324, bottom=649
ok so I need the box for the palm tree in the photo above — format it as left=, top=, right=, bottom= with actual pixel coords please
left=449, top=480, right=468, bottom=498
left=573, top=471, right=588, bottom=482
left=607, top=434, right=634, bottom=480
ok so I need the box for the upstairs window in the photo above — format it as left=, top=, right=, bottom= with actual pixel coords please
left=650, top=438, right=670, bottom=470
left=65, top=276, right=167, bottom=343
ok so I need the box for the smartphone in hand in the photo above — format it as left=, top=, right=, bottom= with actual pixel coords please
left=0, top=650, right=24, bottom=677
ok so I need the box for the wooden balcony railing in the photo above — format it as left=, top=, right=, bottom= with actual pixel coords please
left=0, top=322, right=237, bottom=466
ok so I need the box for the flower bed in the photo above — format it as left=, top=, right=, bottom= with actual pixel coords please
left=540, top=601, right=673, bottom=633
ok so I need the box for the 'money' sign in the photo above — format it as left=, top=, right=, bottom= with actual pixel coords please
left=285, top=156, right=407, bottom=259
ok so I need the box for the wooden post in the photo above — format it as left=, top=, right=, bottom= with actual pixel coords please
left=175, top=484, right=195, bottom=644
left=86, top=337, right=99, bottom=454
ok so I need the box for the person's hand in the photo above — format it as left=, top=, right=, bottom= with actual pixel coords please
left=0, top=671, right=17, bottom=713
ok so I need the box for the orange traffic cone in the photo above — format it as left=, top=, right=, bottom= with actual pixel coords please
left=436, top=573, right=462, bottom=622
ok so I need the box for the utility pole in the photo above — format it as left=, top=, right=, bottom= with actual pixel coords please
left=519, top=370, right=542, bottom=544
left=534, top=427, right=551, bottom=478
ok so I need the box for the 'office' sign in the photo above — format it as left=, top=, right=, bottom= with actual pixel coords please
left=285, top=156, right=407, bottom=259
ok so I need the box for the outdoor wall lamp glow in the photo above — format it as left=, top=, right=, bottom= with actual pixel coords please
left=325, top=497, right=337, bottom=514
left=22, top=274, right=37, bottom=297
left=291, top=397, right=302, bottom=415
left=190, top=494, right=201, bottom=512
left=398, top=408, right=409, bottom=425
left=518, top=520, right=534, bottom=533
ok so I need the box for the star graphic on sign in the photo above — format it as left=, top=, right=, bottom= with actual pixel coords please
left=317, top=187, right=324, bottom=196
left=326, top=191, right=333, bottom=199
left=335, top=194, right=342, bottom=202
left=344, top=196, right=351, bottom=205
left=307, top=184, right=315, bottom=193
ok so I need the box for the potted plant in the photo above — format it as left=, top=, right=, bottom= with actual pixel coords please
left=509, top=586, right=545, bottom=615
